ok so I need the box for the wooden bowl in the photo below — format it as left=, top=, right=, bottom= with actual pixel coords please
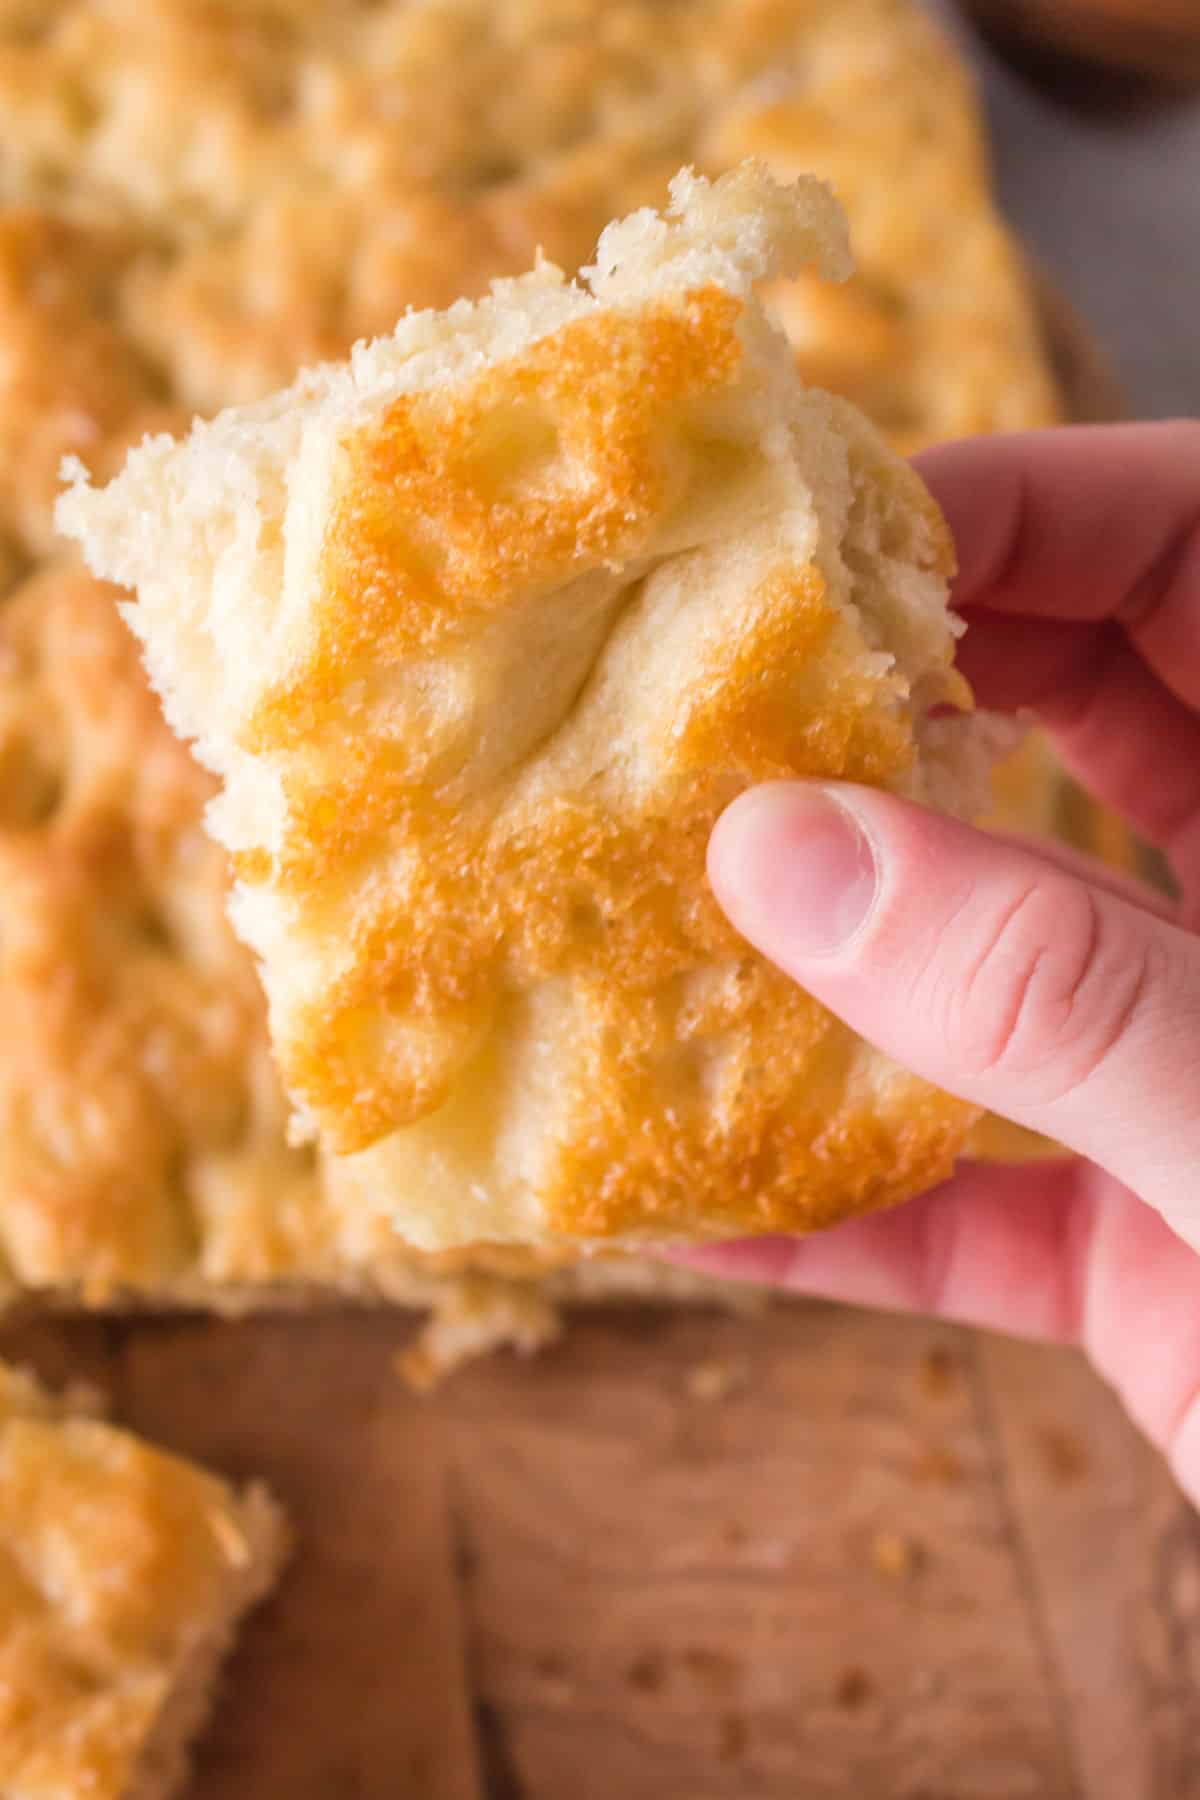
left=962, top=0, right=1200, bottom=90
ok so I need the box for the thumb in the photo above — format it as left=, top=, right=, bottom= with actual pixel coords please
left=709, top=782, right=1200, bottom=1243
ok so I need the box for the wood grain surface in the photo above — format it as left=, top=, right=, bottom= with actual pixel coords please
left=6, top=1303, right=1197, bottom=1799
left=4, top=293, right=1189, bottom=1800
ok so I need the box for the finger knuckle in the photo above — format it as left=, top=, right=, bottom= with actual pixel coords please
left=953, top=877, right=1154, bottom=1099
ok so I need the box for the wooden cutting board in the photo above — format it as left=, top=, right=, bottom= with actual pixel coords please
left=7, top=295, right=1192, bottom=1800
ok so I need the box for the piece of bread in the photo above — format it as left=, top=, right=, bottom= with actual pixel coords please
left=0, top=0, right=1087, bottom=1327
left=62, top=165, right=1001, bottom=1252
left=0, top=1359, right=288, bottom=1800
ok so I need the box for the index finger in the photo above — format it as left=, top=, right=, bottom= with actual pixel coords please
left=916, top=422, right=1200, bottom=708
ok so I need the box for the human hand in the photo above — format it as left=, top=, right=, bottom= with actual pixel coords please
left=676, top=422, right=1200, bottom=1502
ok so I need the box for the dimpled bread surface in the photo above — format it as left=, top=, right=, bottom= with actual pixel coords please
left=0, top=1361, right=287, bottom=1800
left=0, top=0, right=1067, bottom=1311
left=62, top=167, right=999, bottom=1251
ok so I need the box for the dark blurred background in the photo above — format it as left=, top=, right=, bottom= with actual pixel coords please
left=935, top=0, right=1200, bottom=418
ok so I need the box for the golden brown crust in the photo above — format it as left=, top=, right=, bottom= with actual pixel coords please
left=0, top=0, right=1065, bottom=1299
left=252, top=289, right=749, bottom=768
left=278, top=290, right=760, bottom=1142
left=283, top=548, right=943, bottom=1184
left=62, top=154, right=986, bottom=1253
left=0, top=561, right=297, bottom=1294
left=546, top=967, right=976, bottom=1239
left=0, top=1360, right=286, bottom=1799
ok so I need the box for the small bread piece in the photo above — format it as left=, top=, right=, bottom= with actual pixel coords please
left=62, top=166, right=993, bottom=1251
left=0, top=1360, right=287, bottom=1800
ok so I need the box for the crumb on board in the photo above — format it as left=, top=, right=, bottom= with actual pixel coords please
left=870, top=1529, right=925, bottom=1579
left=1034, top=1425, right=1090, bottom=1485
left=718, top=1714, right=749, bottom=1761
left=686, top=1355, right=750, bottom=1401
left=912, top=1444, right=965, bottom=1486
left=920, top=1345, right=960, bottom=1399
left=627, top=1651, right=667, bottom=1694
left=835, top=1666, right=874, bottom=1711
left=208, top=1507, right=253, bottom=1568
left=395, top=1279, right=563, bottom=1391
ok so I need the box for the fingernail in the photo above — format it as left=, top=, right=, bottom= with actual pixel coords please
left=708, top=783, right=878, bottom=960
